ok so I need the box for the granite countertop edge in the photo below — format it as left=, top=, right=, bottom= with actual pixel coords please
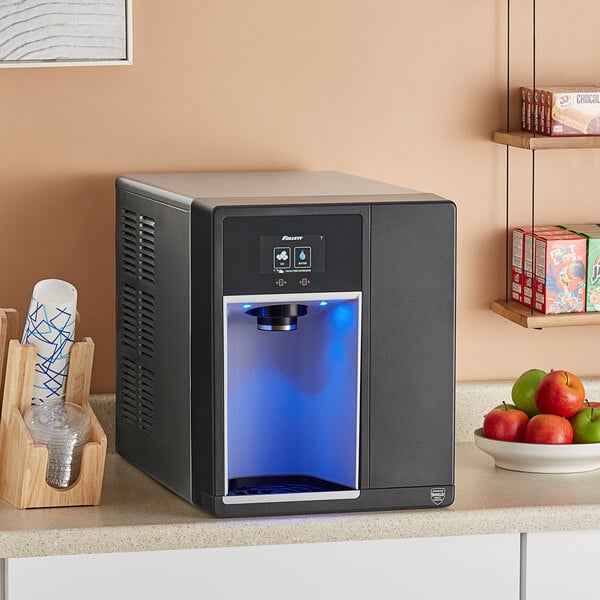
left=6, top=498, right=600, bottom=559
left=2, top=383, right=600, bottom=559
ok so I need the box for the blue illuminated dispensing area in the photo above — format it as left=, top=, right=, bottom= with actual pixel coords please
left=225, top=295, right=361, bottom=498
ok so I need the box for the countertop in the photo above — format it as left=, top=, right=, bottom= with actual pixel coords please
left=3, top=382, right=600, bottom=559
left=3, top=443, right=600, bottom=558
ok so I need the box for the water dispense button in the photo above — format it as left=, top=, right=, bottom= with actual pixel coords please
left=294, top=246, right=311, bottom=269
left=300, top=277, right=310, bottom=287
left=273, top=247, right=291, bottom=269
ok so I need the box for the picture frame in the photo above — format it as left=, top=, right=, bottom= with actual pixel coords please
left=0, top=0, right=132, bottom=68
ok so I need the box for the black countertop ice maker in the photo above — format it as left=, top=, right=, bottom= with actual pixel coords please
left=115, top=171, right=456, bottom=517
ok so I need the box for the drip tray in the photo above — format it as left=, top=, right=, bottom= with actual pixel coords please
left=228, top=475, right=351, bottom=497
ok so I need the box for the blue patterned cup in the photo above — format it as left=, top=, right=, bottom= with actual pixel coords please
left=22, top=279, right=77, bottom=405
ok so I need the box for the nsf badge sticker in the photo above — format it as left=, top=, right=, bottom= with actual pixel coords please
left=430, top=488, right=446, bottom=506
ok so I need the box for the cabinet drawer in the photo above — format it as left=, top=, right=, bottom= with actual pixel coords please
left=6, top=534, right=519, bottom=600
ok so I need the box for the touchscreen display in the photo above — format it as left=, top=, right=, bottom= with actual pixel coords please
left=260, top=234, right=325, bottom=274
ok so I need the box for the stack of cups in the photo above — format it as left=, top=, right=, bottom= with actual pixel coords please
left=25, top=403, right=90, bottom=488
left=21, top=279, right=89, bottom=489
left=22, top=279, right=77, bottom=405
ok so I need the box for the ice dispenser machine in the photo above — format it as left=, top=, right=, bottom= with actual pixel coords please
left=116, top=171, right=456, bottom=517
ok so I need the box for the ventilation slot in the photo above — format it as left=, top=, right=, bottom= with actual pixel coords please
left=118, top=206, right=156, bottom=434
left=138, top=291, right=155, bottom=360
left=120, top=284, right=138, bottom=351
left=120, top=358, right=155, bottom=434
left=120, top=359, right=140, bottom=428
left=121, top=209, right=138, bottom=278
left=138, top=366, right=155, bottom=432
left=120, top=209, right=156, bottom=284
left=139, top=216, right=156, bottom=284
left=120, top=285, right=155, bottom=361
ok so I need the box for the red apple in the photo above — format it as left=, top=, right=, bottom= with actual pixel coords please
left=524, top=414, right=574, bottom=444
left=483, top=403, right=529, bottom=442
left=492, top=403, right=521, bottom=411
left=535, top=370, right=585, bottom=418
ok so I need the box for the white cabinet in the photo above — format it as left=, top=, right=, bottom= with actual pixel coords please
left=525, top=529, right=600, bottom=600
left=5, top=534, right=520, bottom=600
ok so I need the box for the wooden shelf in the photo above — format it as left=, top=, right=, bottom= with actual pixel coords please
left=492, top=300, right=600, bottom=328
left=493, top=131, right=600, bottom=150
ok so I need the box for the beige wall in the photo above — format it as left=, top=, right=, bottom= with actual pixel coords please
left=1, top=0, right=600, bottom=393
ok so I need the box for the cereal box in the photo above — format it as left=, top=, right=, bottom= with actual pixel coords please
left=534, top=232, right=587, bottom=314
left=559, top=224, right=600, bottom=235
left=558, top=226, right=600, bottom=312
left=511, top=229, right=524, bottom=302
left=512, top=226, right=559, bottom=304
left=518, top=226, right=562, bottom=306
left=581, top=231, right=600, bottom=312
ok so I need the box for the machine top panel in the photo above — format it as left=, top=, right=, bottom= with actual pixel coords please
left=117, top=171, right=442, bottom=210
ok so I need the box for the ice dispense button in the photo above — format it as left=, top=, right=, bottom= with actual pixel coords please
left=274, top=247, right=291, bottom=269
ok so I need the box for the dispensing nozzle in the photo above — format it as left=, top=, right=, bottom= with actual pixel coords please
left=245, top=304, right=308, bottom=331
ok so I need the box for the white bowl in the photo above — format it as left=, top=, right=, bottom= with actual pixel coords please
left=473, top=428, right=600, bottom=473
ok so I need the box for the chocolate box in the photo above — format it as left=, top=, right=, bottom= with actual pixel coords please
left=520, top=87, right=533, bottom=133
left=545, top=87, right=600, bottom=136
left=520, top=86, right=600, bottom=135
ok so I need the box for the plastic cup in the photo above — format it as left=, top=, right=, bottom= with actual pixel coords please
left=25, top=403, right=90, bottom=488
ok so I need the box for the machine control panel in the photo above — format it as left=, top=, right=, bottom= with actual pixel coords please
left=222, top=212, right=363, bottom=295
left=261, top=234, right=324, bottom=274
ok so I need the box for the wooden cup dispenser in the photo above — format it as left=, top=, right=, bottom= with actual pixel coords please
left=0, top=308, right=107, bottom=509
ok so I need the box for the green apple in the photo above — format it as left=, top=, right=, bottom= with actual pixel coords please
left=571, top=407, right=600, bottom=443
left=511, top=368, right=547, bottom=417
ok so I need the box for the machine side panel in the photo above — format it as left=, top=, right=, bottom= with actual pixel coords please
left=369, top=202, right=456, bottom=489
left=191, top=201, right=217, bottom=499
left=116, top=189, right=192, bottom=500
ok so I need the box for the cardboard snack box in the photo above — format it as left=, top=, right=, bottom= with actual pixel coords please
left=559, top=224, right=600, bottom=235
left=520, top=87, right=533, bottom=133
left=516, top=226, right=562, bottom=306
left=545, top=87, right=600, bottom=136
left=582, top=232, right=600, bottom=312
left=534, top=232, right=587, bottom=314
left=518, top=85, right=600, bottom=135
